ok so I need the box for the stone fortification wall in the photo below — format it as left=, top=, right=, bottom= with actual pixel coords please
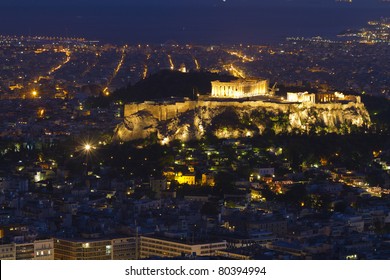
left=124, top=100, right=366, bottom=120
left=125, top=100, right=291, bottom=120
left=125, top=101, right=197, bottom=121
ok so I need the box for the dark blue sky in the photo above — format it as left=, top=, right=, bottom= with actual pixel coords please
left=0, top=0, right=388, bottom=44
left=0, top=0, right=384, bottom=7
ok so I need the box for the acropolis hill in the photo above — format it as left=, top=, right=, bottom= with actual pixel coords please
left=115, top=79, right=371, bottom=143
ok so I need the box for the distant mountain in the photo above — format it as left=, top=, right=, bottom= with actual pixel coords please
left=113, top=70, right=236, bottom=102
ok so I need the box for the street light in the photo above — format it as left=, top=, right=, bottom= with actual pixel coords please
left=83, top=143, right=95, bottom=176
left=84, top=144, right=92, bottom=152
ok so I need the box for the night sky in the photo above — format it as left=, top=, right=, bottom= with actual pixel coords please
left=0, top=0, right=385, bottom=7
left=0, top=0, right=389, bottom=44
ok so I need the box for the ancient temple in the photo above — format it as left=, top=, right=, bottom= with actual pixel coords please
left=211, top=79, right=269, bottom=99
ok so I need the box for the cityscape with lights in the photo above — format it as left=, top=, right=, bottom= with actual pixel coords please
left=1, top=1, right=390, bottom=261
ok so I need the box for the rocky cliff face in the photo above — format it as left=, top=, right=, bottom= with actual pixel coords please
left=114, top=100, right=371, bottom=142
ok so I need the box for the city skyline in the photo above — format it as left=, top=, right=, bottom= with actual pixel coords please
left=0, top=0, right=389, bottom=44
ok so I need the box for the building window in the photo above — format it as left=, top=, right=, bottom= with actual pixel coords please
left=106, top=245, right=111, bottom=255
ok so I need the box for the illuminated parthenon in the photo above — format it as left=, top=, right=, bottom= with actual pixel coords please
left=211, top=79, right=270, bottom=99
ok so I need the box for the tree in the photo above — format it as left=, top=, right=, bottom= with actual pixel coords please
left=200, top=202, right=219, bottom=216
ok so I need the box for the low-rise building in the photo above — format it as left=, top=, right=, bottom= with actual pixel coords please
left=140, top=235, right=227, bottom=259
left=54, top=236, right=137, bottom=260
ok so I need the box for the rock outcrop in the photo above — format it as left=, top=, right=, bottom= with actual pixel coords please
left=114, top=100, right=371, bottom=142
